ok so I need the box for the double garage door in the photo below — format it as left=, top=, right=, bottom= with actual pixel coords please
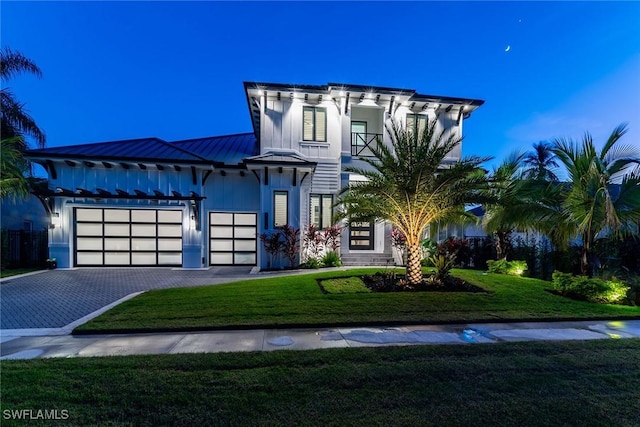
left=75, top=208, right=258, bottom=267
left=75, top=208, right=183, bottom=266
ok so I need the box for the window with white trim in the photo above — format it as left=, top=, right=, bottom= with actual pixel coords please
left=274, top=191, right=288, bottom=227
left=303, top=106, right=327, bottom=142
left=310, top=194, right=333, bottom=228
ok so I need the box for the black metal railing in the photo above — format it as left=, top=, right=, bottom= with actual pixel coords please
left=351, top=132, right=383, bottom=157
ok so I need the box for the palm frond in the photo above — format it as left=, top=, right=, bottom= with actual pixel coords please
left=0, top=46, right=42, bottom=80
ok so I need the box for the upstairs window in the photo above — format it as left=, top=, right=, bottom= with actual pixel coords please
left=310, top=194, right=333, bottom=228
left=406, top=113, right=427, bottom=136
left=274, top=191, right=288, bottom=228
left=303, top=106, right=327, bottom=142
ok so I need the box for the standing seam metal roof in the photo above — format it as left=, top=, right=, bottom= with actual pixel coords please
left=25, top=133, right=258, bottom=166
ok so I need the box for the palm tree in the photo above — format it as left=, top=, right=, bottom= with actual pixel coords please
left=482, top=152, right=528, bottom=260
left=1, top=137, right=30, bottom=199
left=337, top=118, right=491, bottom=287
left=523, top=141, right=559, bottom=181
left=552, top=123, right=640, bottom=276
left=1, top=46, right=46, bottom=147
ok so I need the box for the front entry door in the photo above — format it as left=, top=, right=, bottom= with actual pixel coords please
left=349, top=220, right=374, bottom=250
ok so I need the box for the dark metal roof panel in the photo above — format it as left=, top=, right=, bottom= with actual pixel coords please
left=171, top=133, right=258, bottom=165
left=26, top=137, right=208, bottom=163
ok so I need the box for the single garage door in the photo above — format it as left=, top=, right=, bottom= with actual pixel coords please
left=209, top=212, right=257, bottom=265
left=75, top=207, right=183, bottom=266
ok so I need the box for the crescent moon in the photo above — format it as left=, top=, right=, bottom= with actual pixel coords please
left=505, top=45, right=511, bottom=52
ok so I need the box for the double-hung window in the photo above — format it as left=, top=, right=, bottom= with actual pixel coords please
left=303, top=106, right=327, bottom=142
left=310, top=194, right=333, bottom=228
left=406, top=113, right=427, bottom=136
left=274, top=191, right=288, bottom=228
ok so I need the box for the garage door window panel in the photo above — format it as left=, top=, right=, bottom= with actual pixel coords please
left=209, top=212, right=257, bottom=266
left=75, top=208, right=183, bottom=267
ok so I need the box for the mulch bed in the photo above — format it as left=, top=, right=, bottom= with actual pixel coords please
left=362, top=272, right=487, bottom=293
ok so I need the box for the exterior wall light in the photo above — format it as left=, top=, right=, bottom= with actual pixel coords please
left=50, top=212, right=60, bottom=229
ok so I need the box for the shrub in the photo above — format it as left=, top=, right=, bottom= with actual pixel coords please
left=487, top=259, right=527, bottom=276
left=279, top=225, right=300, bottom=268
left=420, top=239, right=438, bottom=266
left=552, top=271, right=574, bottom=293
left=300, top=257, right=321, bottom=269
left=552, top=272, right=630, bottom=304
left=390, top=228, right=407, bottom=263
left=321, top=251, right=342, bottom=267
left=260, top=231, right=283, bottom=269
left=439, top=237, right=471, bottom=267
left=624, top=276, right=640, bottom=306
left=303, top=224, right=324, bottom=261
left=323, top=225, right=343, bottom=253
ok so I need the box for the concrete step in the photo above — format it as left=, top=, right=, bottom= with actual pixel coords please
left=340, top=254, right=396, bottom=266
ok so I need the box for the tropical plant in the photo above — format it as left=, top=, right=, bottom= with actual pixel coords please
left=337, top=118, right=492, bottom=287
left=321, top=251, right=342, bottom=267
left=523, top=141, right=559, bottom=181
left=1, top=47, right=45, bottom=147
left=302, top=224, right=324, bottom=261
left=427, top=252, right=456, bottom=282
left=1, top=47, right=45, bottom=200
left=481, top=153, right=529, bottom=260
left=279, top=224, right=300, bottom=268
left=260, top=231, right=283, bottom=269
left=390, top=227, right=407, bottom=261
left=322, top=225, right=342, bottom=253
left=1, top=137, right=30, bottom=199
left=552, top=123, right=640, bottom=276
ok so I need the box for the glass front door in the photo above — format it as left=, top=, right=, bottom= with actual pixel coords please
left=349, top=220, right=374, bottom=250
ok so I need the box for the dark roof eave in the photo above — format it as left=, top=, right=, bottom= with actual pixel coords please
left=244, top=160, right=317, bottom=168
left=25, top=153, right=215, bottom=166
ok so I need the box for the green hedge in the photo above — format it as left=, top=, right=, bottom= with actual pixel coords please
left=551, top=271, right=630, bottom=304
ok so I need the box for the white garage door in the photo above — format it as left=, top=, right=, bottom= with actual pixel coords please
left=75, top=208, right=183, bottom=266
left=209, top=212, right=257, bottom=265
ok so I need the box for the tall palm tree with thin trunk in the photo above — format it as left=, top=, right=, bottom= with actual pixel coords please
left=523, top=141, right=559, bottom=181
left=337, top=118, right=491, bottom=287
left=552, top=123, right=640, bottom=276
left=482, top=152, right=529, bottom=260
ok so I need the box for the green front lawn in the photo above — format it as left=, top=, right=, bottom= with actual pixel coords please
left=2, top=340, right=640, bottom=426
left=76, top=269, right=640, bottom=333
left=0, top=267, right=42, bottom=279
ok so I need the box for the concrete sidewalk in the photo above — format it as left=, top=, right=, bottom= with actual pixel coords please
left=2, top=319, right=639, bottom=360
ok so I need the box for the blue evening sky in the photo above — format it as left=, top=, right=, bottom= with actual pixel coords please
left=2, top=1, right=639, bottom=173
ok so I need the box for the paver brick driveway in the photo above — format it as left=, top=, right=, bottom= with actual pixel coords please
left=1, top=268, right=253, bottom=329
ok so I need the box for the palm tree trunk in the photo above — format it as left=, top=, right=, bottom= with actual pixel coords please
left=495, top=231, right=511, bottom=260
left=406, top=243, right=423, bottom=286
left=581, top=247, right=591, bottom=277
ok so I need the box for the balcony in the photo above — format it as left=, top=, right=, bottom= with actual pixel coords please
left=351, top=132, right=383, bottom=157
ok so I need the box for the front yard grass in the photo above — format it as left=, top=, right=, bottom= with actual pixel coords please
left=75, top=268, right=640, bottom=333
left=0, top=267, right=42, bottom=279
left=2, top=339, right=640, bottom=426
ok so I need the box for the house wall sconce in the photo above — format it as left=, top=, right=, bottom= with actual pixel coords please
left=50, top=212, right=60, bottom=229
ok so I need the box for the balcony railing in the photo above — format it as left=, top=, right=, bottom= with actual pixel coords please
left=351, top=132, right=383, bottom=157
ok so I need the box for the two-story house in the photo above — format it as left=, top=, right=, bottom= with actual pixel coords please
left=25, top=81, right=483, bottom=270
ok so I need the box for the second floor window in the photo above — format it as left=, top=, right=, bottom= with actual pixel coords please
left=303, top=106, right=327, bottom=142
left=310, top=194, right=333, bottom=228
left=406, top=113, right=427, bottom=136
